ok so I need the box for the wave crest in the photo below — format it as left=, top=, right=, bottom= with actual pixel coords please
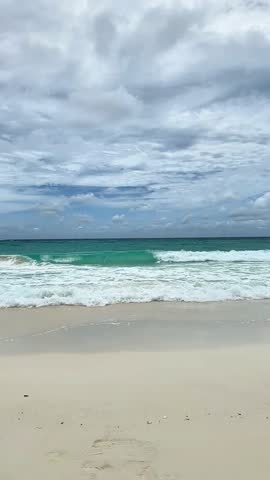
left=152, top=250, right=270, bottom=263
left=0, top=255, right=34, bottom=266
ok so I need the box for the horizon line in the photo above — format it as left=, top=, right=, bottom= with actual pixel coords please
left=1, top=235, right=270, bottom=242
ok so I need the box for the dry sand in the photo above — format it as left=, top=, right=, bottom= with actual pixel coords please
left=1, top=301, right=270, bottom=479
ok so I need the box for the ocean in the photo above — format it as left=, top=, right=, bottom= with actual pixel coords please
left=0, top=237, right=270, bottom=307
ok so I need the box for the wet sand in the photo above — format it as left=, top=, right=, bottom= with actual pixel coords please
left=1, top=301, right=270, bottom=479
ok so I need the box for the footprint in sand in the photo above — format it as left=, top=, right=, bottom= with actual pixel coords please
left=81, top=437, right=157, bottom=479
left=81, top=460, right=113, bottom=479
left=47, top=450, right=68, bottom=462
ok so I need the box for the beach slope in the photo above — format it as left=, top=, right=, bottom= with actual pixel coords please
left=1, top=302, right=270, bottom=479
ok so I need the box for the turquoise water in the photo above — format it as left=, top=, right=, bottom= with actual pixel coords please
left=1, top=237, right=270, bottom=266
left=0, top=238, right=270, bottom=306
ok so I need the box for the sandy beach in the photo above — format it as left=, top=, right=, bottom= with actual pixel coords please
left=1, top=301, right=270, bottom=479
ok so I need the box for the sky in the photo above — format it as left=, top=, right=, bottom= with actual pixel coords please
left=0, top=0, right=270, bottom=239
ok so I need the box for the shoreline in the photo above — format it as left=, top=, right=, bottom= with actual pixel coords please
left=1, top=296, right=270, bottom=311
left=1, top=297, right=270, bottom=311
left=1, top=300, right=270, bottom=354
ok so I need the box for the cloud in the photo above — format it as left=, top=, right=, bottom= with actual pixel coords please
left=0, top=0, right=270, bottom=237
left=254, top=192, right=270, bottom=209
left=70, top=193, right=96, bottom=204
left=112, top=214, right=125, bottom=223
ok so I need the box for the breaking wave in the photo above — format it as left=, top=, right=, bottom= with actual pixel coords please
left=2, top=249, right=270, bottom=268
left=152, top=250, right=270, bottom=263
left=1, top=248, right=270, bottom=307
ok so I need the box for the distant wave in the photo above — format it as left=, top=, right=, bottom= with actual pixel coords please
left=2, top=249, right=270, bottom=268
left=152, top=250, right=270, bottom=263
left=1, top=250, right=157, bottom=267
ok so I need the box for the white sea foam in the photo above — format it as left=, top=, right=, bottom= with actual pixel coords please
left=0, top=251, right=270, bottom=307
left=153, top=249, right=270, bottom=263
left=40, top=255, right=80, bottom=264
